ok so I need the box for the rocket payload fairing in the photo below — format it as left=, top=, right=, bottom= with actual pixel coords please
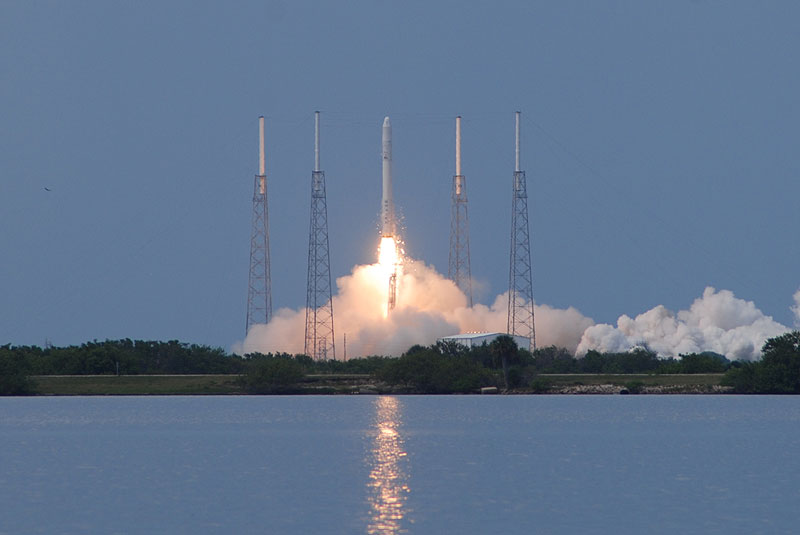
left=381, top=116, right=394, bottom=237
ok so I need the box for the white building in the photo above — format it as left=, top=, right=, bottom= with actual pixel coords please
left=437, top=332, right=531, bottom=351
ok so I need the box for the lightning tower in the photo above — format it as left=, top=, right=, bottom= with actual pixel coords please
left=245, top=116, right=272, bottom=334
left=304, top=111, right=336, bottom=360
left=507, top=111, right=536, bottom=350
left=448, top=116, right=473, bottom=306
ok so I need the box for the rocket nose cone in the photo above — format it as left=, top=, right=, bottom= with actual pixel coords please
left=383, top=116, right=391, bottom=128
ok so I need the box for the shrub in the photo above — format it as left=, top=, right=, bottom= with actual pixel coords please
left=0, top=349, right=36, bottom=395
left=529, top=377, right=552, bottom=393
left=377, top=349, right=492, bottom=394
left=721, top=332, right=800, bottom=393
left=241, top=357, right=304, bottom=394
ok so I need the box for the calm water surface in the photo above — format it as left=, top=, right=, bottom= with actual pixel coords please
left=1, top=395, right=799, bottom=534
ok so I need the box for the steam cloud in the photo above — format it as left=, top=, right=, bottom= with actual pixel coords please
left=237, top=257, right=794, bottom=361
left=576, top=287, right=789, bottom=361
left=238, top=257, right=591, bottom=357
left=793, top=289, right=800, bottom=328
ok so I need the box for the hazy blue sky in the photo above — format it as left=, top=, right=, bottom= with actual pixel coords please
left=2, top=1, right=798, bottom=349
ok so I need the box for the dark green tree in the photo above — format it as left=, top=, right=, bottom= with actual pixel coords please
left=579, top=350, right=606, bottom=373
left=722, top=331, right=800, bottom=393
left=0, top=346, right=36, bottom=395
left=674, top=352, right=729, bottom=374
left=241, top=356, right=304, bottom=394
left=490, top=335, right=519, bottom=389
left=377, top=347, right=491, bottom=393
left=757, top=331, right=800, bottom=393
left=533, top=346, right=576, bottom=373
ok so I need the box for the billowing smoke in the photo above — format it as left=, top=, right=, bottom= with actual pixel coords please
left=236, top=254, right=794, bottom=362
left=576, top=287, right=789, bottom=361
left=793, top=289, right=800, bottom=328
left=237, top=256, right=591, bottom=357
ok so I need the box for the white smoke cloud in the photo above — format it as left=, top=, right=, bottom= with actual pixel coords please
left=235, top=250, right=796, bottom=362
left=793, top=289, right=800, bottom=328
left=236, top=256, right=591, bottom=357
left=576, top=287, right=790, bottom=361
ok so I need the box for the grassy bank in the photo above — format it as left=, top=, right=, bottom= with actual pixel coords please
left=32, top=375, right=243, bottom=395
left=31, top=374, right=375, bottom=396
left=27, top=373, right=726, bottom=395
left=539, top=373, right=724, bottom=387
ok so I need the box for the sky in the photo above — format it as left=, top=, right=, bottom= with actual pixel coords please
left=2, top=1, right=798, bottom=356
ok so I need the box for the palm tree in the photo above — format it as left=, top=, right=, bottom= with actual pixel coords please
left=490, top=335, right=518, bottom=390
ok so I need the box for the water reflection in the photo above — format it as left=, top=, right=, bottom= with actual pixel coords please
left=366, top=396, right=410, bottom=534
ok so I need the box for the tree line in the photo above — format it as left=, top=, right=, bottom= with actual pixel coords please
left=2, top=332, right=799, bottom=394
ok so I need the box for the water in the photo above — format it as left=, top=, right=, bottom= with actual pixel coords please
left=1, top=395, right=799, bottom=534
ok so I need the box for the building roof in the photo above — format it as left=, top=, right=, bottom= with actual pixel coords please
left=438, top=332, right=531, bottom=351
left=440, top=332, right=505, bottom=340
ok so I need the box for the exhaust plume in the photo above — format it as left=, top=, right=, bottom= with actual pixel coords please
left=237, top=255, right=592, bottom=357
left=576, top=287, right=790, bottom=361
left=236, top=257, right=794, bottom=362
left=793, top=289, right=800, bottom=328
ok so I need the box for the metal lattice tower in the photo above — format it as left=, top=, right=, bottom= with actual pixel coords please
left=246, top=116, right=272, bottom=334
left=507, top=111, right=536, bottom=350
left=448, top=116, right=473, bottom=306
left=304, top=112, right=336, bottom=360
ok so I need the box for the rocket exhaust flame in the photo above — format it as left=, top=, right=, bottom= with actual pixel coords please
left=379, top=237, right=399, bottom=268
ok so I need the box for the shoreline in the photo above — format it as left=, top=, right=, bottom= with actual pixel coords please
left=21, top=373, right=732, bottom=396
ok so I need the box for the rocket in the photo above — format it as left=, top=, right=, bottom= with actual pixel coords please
left=381, top=116, right=394, bottom=237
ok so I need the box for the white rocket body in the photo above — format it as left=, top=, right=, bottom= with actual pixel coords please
left=381, top=116, right=394, bottom=237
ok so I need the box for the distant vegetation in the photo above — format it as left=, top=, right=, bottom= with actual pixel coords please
left=1, top=331, right=799, bottom=395
left=376, top=345, right=493, bottom=393
left=720, top=331, right=800, bottom=393
left=0, top=347, right=36, bottom=395
left=238, top=354, right=305, bottom=394
left=0, top=339, right=241, bottom=377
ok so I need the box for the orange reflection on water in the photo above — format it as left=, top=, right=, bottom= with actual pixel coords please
left=367, top=396, right=409, bottom=534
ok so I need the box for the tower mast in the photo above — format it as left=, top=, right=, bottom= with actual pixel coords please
left=304, top=111, right=336, bottom=360
left=448, top=116, right=473, bottom=306
left=507, top=111, right=536, bottom=350
left=246, top=116, right=272, bottom=334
